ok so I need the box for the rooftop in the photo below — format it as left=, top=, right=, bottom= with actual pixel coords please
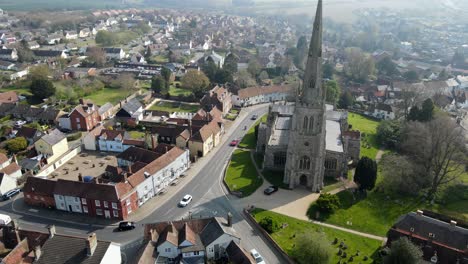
left=325, top=120, right=343, bottom=153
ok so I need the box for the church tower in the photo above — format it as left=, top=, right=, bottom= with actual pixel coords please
left=284, top=0, right=325, bottom=192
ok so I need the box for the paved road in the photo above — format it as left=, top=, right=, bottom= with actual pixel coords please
left=0, top=105, right=286, bottom=263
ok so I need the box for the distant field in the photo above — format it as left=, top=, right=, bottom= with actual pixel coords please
left=0, top=0, right=131, bottom=11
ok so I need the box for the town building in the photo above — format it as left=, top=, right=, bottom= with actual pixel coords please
left=200, top=85, right=232, bottom=115
left=231, top=84, right=294, bottom=107
left=34, top=129, right=68, bottom=164
left=69, top=99, right=101, bottom=131
left=387, top=211, right=468, bottom=264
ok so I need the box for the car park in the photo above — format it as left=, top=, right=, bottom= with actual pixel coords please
left=1, top=188, right=21, bottom=201
left=250, top=249, right=265, bottom=264
left=178, top=194, right=192, bottom=207
left=118, top=221, right=135, bottom=231
left=263, top=185, right=279, bottom=195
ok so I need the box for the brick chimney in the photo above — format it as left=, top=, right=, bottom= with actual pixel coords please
left=450, top=220, right=457, bottom=227
left=86, top=233, right=98, bottom=256
left=47, top=225, right=56, bottom=238
left=34, top=246, right=41, bottom=261
left=79, top=98, right=85, bottom=105
left=416, top=210, right=423, bottom=216
left=227, top=212, right=233, bottom=227
left=78, top=173, right=83, bottom=182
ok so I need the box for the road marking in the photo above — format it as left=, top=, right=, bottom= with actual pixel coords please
left=28, top=209, right=39, bottom=213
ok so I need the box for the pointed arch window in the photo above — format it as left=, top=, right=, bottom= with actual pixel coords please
left=309, top=79, right=316, bottom=89
left=309, top=116, right=314, bottom=132
left=303, top=116, right=308, bottom=131
left=299, top=156, right=311, bottom=170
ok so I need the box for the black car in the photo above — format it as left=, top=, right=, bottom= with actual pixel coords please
left=1, top=188, right=20, bottom=201
left=251, top=114, right=258, bottom=120
left=263, top=186, right=279, bottom=195
left=118, top=221, right=135, bottom=231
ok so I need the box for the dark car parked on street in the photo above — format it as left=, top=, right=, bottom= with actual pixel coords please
left=118, top=221, right=135, bottom=231
left=263, top=186, right=279, bottom=195
left=1, top=188, right=20, bottom=201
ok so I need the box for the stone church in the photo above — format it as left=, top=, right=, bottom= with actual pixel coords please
left=256, top=0, right=361, bottom=192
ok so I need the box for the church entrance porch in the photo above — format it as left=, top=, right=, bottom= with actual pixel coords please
left=299, top=174, right=308, bottom=186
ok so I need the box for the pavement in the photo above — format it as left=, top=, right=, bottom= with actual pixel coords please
left=0, top=103, right=289, bottom=263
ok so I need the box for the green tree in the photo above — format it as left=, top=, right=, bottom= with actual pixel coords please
left=354, top=157, right=378, bottom=192
left=134, top=21, right=151, bottom=34
left=316, top=193, right=341, bottom=213
left=407, top=106, right=420, bottom=121
left=160, top=67, right=172, bottom=89
left=322, top=62, right=334, bottom=79
left=338, top=91, right=354, bottom=109
left=384, top=237, right=423, bottom=264
left=181, top=70, right=210, bottom=97
left=30, top=79, right=56, bottom=99
left=377, top=120, right=401, bottom=149
left=151, top=76, right=167, bottom=94
left=247, top=59, right=261, bottom=78
left=224, top=53, right=239, bottom=73
left=29, top=65, right=51, bottom=81
left=419, top=98, right=434, bottom=122
left=292, top=232, right=333, bottom=264
left=95, top=30, right=116, bottom=46
left=202, top=59, right=218, bottom=81
left=258, top=216, right=279, bottom=234
left=325, top=80, right=340, bottom=105
left=6, top=137, right=28, bottom=153
left=16, top=41, right=34, bottom=63
left=258, top=70, right=269, bottom=81
left=344, top=47, right=375, bottom=83
left=403, top=70, right=419, bottom=82
left=235, top=69, right=256, bottom=88
left=377, top=56, right=399, bottom=76
left=189, top=19, right=197, bottom=28
left=214, top=69, right=233, bottom=84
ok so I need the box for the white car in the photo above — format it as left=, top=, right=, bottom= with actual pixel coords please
left=250, top=249, right=265, bottom=264
left=178, top=194, right=192, bottom=207
left=14, top=120, right=26, bottom=127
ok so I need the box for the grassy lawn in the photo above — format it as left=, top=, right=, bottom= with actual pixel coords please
left=251, top=209, right=382, bottom=264
left=128, top=131, right=145, bottom=139
left=84, top=87, right=128, bottom=105
left=308, top=181, right=468, bottom=236
left=322, top=177, right=345, bottom=193
left=149, top=101, right=200, bottom=113
left=169, top=82, right=192, bottom=96
left=0, top=85, right=32, bottom=96
left=151, top=55, right=169, bottom=63
left=238, top=114, right=267, bottom=149
left=348, top=113, right=380, bottom=159
left=225, top=149, right=263, bottom=197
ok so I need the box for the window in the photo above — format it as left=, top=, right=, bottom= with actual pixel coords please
left=299, top=156, right=311, bottom=170
left=95, top=200, right=101, bottom=207
left=75, top=118, right=80, bottom=123
left=309, top=116, right=314, bottom=132
left=165, top=248, right=171, bottom=252
left=127, top=205, right=132, bottom=214
left=83, top=206, right=88, bottom=213
left=58, top=196, right=63, bottom=200
left=303, top=116, right=308, bottom=131
left=273, top=152, right=287, bottom=167
left=75, top=197, right=79, bottom=202
left=410, top=227, right=415, bottom=232
left=96, top=209, right=103, bottom=216
left=75, top=205, right=80, bottom=211
left=113, top=210, right=119, bottom=217
left=325, top=159, right=337, bottom=170
left=112, top=202, right=118, bottom=209
left=429, top=233, right=436, bottom=238
left=81, top=198, right=87, bottom=205
left=126, top=199, right=131, bottom=206
left=104, top=201, right=108, bottom=208
left=194, top=251, right=199, bottom=256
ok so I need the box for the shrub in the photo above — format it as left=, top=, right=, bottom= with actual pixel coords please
left=6, top=137, right=28, bottom=153
left=259, top=216, right=279, bottom=234
left=316, top=193, right=341, bottom=213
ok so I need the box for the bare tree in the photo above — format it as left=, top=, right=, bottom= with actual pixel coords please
left=114, top=73, right=136, bottom=92
left=402, top=115, right=467, bottom=199
left=86, top=46, right=106, bottom=67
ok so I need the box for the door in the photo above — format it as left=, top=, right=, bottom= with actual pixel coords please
left=214, top=244, right=220, bottom=259
left=104, top=210, right=110, bottom=219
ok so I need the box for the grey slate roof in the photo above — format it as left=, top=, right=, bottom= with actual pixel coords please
left=40, top=129, right=65, bottom=146
left=33, top=235, right=111, bottom=264
left=98, top=102, right=113, bottom=115
left=200, top=217, right=239, bottom=246
left=122, top=98, right=143, bottom=115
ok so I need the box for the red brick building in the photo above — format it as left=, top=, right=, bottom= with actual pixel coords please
left=69, top=99, right=100, bottom=131
left=23, top=177, right=56, bottom=209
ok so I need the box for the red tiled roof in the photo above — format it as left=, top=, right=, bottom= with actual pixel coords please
left=0, top=162, right=20, bottom=175
left=0, top=91, right=19, bottom=104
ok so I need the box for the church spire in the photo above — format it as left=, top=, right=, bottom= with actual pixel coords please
left=301, top=0, right=323, bottom=106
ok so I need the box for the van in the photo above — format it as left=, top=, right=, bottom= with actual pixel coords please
left=0, top=214, right=11, bottom=225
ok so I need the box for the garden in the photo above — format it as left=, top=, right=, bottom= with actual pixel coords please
left=149, top=101, right=200, bottom=113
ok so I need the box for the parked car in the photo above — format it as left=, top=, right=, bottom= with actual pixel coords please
left=0, top=214, right=11, bottom=225
left=230, top=139, right=240, bottom=146
left=118, top=221, right=135, bottom=231
left=14, top=120, right=26, bottom=127
left=1, top=188, right=20, bottom=201
left=178, top=194, right=192, bottom=207
left=251, top=114, right=258, bottom=120
left=263, top=186, right=279, bottom=195
left=250, top=249, right=265, bottom=264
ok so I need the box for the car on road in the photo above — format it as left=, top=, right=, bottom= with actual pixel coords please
left=178, top=194, right=193, bottom=207
left=1, top=188, right=21, bottom=201
left=250, top=249, right=265, bottom=264
left=263, top=185, right=279, bottom=195
left=14, top=120, right=26, bottom=127
left=251, top=114, right=258, bottom=120
left=118, top=221, right=135, bottom=231
left=230, top=139, right=240, bottom=146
